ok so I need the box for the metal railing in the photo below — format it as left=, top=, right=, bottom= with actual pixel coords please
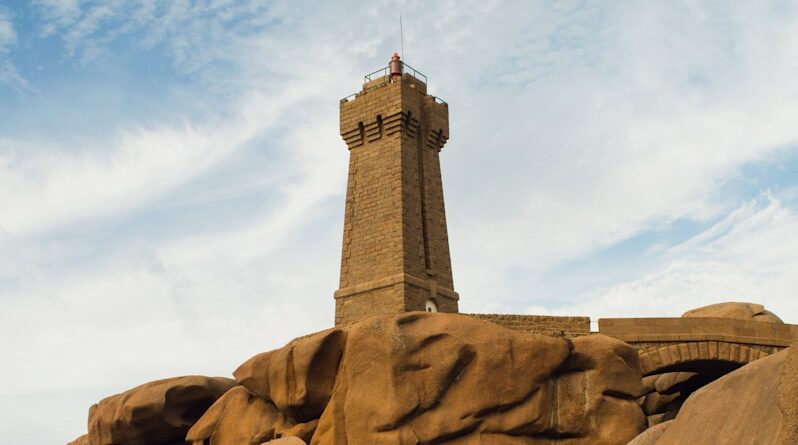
left=341, top=61, right=431, bottom=102
left=364, top=61, right=427, bottom=84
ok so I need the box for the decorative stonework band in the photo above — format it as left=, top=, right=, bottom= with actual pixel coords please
left=340, top=111, right=432, bottom=149
left=334, top=272, right=459, bottom=301
left=426, top=128, right=448, bottom=152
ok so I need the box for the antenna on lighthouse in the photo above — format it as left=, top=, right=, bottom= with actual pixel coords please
left=399, top=12, right=405, bottom=60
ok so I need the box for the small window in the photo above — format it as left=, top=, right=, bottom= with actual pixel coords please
left=425, top=299, right=438, bottom=313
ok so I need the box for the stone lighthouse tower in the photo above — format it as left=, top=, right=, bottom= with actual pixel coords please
left=334, top=54, right=458, bottom=326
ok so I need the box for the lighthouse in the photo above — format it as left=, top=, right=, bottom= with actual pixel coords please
left=334, top=54, right=458, bottom=326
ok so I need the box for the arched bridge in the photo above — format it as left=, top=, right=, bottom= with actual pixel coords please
left=598, top=317, right=798, bottom=375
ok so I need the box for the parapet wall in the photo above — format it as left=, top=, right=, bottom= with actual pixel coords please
left=465, top=314, right=590, bottom=338
left=599, top=317, right=798, bottom=347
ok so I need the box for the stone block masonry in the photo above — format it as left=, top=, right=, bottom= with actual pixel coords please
left=465, top=314, right=591, bottom=338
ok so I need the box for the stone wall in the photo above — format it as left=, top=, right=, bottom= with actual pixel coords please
left=464, top=313, right=591, bottom=338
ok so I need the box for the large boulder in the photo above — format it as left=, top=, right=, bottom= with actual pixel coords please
left=186, top=386, right=315, bottom=445
left=777, top=342, right=798, bottom=444
left=76, top=313, right=649, bottom=445
left=653, top=346, right=794, bottom=444
left=638, top=372, right=708, bottom=425
left=653, top=372, right=699, bottom=395
left=66, top=435, right=89, bottom=445
left=626, top=420, right=673, bottom=445
left=682, top=302, right=783, bottom=323
left=234, top=329, right=347, bottom=422
left=558, top=335, right=646, bottom=443
left=87, top=375, right=235, bottom=445
left=260, top=438, right=307, bottom=445
left=310, top=312, right=644, bottom=444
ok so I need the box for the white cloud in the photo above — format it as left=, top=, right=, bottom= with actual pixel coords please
left=0, top=122, right=237, bottom=236
left=568, top=194, right=798, bottom=322
left=0, top=64, right=346, bottom=236
left=444, top=1, right=798, bottom=308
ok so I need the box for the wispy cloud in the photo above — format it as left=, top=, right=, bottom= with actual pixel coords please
left=567, top=193, right=798, bottom=319
left=0, top=79, right=330, bottom=236
left=0, top=8, right=27, bottom=92
left=445, top=2, right=798, bottom=309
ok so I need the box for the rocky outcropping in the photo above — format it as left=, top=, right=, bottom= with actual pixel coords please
left=70, top=313, right=646, bottom=445
left=638, top=371, right=713, bottom=425
left=626, top=420, right=673, bottom=445
left=86, top=375, right=236, bottom=445
left=777, top=341, right=798, bottom=444
left=682, top=302, right=784, bottom=323
left=66, top=435, right=90, bottom=445
left=234, top=329, right=346, bottom=423
left=185, top=386, right=317, bottom=444
left=309, top=313, right=644, bottom=445
left=263, top=438, right=308, bottom=445
left=69, top=308, right=798, bottom=444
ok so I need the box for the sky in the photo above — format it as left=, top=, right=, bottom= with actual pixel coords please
left=2, top=0, right=798, bottom=443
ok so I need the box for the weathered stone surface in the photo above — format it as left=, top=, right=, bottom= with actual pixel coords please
left=682, top=302, right=783, bottom=323
left=234, top=329, right=346, bottom=421
left=646, top=413, right=670, bottom=426
left=563, top=334, right=646, bottom=444
left=641, top=375, right=658, bottom=395
left=66, top=434, right=89, bottom=445
left=642, top=392, right=679, bottom=416
left=627, top=420, right=673, bottom=445
left=653, top=372, right=698, bottom=395
left=186, top=386, right=310, bottom=445
left=72, top=313, right=728, bottom=445
left=311, top=312, right=644, bottom=445
left=777, top=343, right=798, bottom=444
left=654, top=348, right=788, bottom=445
left=260, top=437, right=307, bottom=445
left=280, top=420, right=318, bottom=443
left=87, top=375, right=235, bottom=445
left=640, top=371, right=716, bottom=424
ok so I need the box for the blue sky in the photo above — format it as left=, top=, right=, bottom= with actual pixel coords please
left=2, top=1, right=798, bottom=443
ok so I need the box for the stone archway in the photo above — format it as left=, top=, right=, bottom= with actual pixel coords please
left=598, top=307, right=795, bottom=428
left=639, top=341, right=775, bottom=376
left=637, top=341, right=780, bottom=426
